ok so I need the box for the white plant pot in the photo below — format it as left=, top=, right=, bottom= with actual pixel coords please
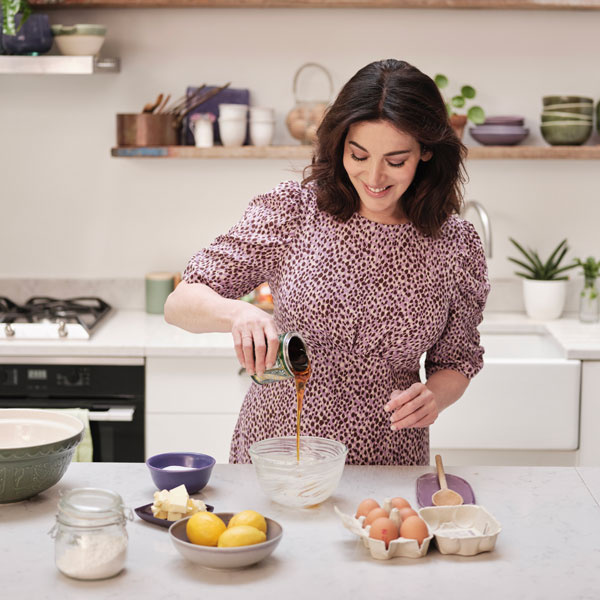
left=523, top=279, right=567, bottom=320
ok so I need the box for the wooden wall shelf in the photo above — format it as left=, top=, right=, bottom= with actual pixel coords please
left=28, top=0, right=600, bottom=9
left=111, top=145, right=600, bottom=160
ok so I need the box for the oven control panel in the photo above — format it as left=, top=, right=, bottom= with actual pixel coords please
left=0, top=366, right=92, bottom=392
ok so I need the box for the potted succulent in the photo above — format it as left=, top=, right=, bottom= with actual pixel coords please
left=434, top=74, right=485, bottom=139
left=508, top=238, right=577, bottom=320
left=574, top=256, right=600, bottom=323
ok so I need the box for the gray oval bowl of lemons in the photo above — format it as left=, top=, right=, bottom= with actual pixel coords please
left=169, top=510, right=283, bottom=569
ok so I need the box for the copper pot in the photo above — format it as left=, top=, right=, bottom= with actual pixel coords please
left=116, top=114, right=179, bottom=147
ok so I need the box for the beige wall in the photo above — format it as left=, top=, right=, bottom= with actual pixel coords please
left=2, top=7, right=599, bottom=285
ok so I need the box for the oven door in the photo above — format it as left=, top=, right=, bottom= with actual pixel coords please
left=0, top=397, right=145, bottom=462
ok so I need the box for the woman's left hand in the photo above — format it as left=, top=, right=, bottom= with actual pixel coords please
left=384, top=383, right=440, bottom=429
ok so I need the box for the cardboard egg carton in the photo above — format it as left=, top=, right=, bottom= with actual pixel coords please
left=418, top=504, right=502, bottom=556
left=334, top=498, right=432, bottom=560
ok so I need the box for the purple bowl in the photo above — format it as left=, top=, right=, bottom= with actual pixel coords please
left=483, top=115, right=525, bottom=126
left=146, top=452, right=216, bottom=493
left=470, top=127, right=529, bottom=146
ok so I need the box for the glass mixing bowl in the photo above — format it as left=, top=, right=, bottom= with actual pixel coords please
left=249, top=436, right=348, bottom=508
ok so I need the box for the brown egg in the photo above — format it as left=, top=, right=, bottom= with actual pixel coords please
left=400, top=516, right=429, bottom=545
left=369, top=517, right=399, bottom=549
left=390, top=497, right=411, bottom=510
left=355, top=498, right=380, bottom=519
left=285, top=107, right=304, bottom=127
left=364, top=507, right=389, bottom=528
left=398, top=507, right=418, bottom=521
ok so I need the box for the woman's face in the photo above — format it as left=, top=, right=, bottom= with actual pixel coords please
left=342, top=120, right=432, bottom=225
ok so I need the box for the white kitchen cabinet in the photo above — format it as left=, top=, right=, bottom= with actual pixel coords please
left=577, top=361, right=600, bottom=466
left=145, top=356, right=251, bottom=463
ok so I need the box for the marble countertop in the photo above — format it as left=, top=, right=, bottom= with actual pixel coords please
left=0, top=309, right=599, bottom=360
left=2, top=462, right=600, bottom=599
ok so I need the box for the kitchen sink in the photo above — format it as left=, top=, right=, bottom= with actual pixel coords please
left=428, top=333, right=581, bottom=451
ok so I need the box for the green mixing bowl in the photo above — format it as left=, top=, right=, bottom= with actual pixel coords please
left=0, top=409, right=83, bottom=503
left=540, top=122, right=593, bottom=146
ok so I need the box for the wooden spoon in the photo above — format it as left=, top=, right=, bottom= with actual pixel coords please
left=142, top=93, right=163, bottom=114
left=431, top=454, right=463, bottom=506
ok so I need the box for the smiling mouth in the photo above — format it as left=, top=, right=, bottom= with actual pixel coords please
left=363, top=183, right=392, bottom=197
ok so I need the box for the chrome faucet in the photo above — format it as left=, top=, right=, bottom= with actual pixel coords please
left=463, top=200, right=492, bottom=258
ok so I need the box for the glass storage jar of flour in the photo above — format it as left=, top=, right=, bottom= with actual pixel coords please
left=50, top=488, right=131, bottom=580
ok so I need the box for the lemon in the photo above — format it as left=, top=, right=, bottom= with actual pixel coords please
left=227, top=510, right=267, bottom=534
left=186, top=512, right=226, bottom=546
left=217, top=525, right=267, bottom=548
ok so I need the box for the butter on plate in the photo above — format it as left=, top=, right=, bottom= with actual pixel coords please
left=151, top=484, right=206, bottom=521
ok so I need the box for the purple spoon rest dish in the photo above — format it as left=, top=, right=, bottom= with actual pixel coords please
left=416, top=472, right=476, bottom=507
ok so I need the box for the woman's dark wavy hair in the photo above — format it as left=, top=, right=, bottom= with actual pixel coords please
left=302, top=59, right=467, bottom=237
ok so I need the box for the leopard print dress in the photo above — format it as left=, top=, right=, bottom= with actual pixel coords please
left=183, top=180, right=490, bottom=465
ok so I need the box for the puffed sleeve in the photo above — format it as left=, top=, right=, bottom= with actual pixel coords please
left=182, top=180, right=304, bottom=299
left=425, top=219, right=490, bottom=380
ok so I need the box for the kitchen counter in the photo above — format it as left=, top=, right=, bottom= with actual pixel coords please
left=2, top=463, right=600, bottom=599
left=0, top=309, right=599, bottom=360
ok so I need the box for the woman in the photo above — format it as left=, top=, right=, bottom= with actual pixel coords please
left=165, top=59, right=489, bottom=465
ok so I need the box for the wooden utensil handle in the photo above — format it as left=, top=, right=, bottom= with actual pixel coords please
left=435, top=454, right=449, bottom=491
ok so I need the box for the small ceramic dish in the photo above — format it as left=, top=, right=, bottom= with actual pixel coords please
left=134, top=502, right=214, bottom=529
left=540, top=122, right=592, bottom=145
left=483, top=115, right=525, bottom=126
left=334, top=502, right=432, bottom=560
left=543, top=103, right=594, bottom=115
left=51, top=25, right=107, bottom=56
left=418, top=505, right=502, bottom=556
left=169, top=513, right=283, bottom=569
left=146, top=452, right=215, bottom=493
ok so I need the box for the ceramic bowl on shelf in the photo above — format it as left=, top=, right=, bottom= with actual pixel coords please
left=146, top=451, right=215, bottom=493
left=469, top=124, right=529, bottom=146
left=482, top=115, right=525, bottom=127
left=542, top=103, right=594, bottom=116
left=169, top=513, right=283, bottom=569
left=542, top=95, right=593, bottom=106
left=249, top=436, right=347, bottom=508
left=51, top=24, right=106, bottom=56
left=0, top=409, right=83, bottom=503
left=541, top=112, right=592, bottom=123
left=540, top=122, right=593, bottom=146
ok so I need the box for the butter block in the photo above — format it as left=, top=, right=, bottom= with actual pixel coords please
left=168, top=484, right=189, bottom=513
left=167, top=511, right=184, bottom=521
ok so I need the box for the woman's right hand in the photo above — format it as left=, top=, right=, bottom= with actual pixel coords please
left=231, top=301, right=279, bottom=377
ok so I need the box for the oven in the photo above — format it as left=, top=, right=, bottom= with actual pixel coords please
left=0, top=357, right=145, bottom=462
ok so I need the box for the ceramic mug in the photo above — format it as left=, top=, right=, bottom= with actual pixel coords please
left=145, top=272, right=175, bottom=314
left=218, top=118, right=246, bottom=147
left=250, top=120, right=275, bottom=147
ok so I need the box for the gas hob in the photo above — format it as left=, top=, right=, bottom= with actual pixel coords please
left=0, top=297, right=112, bottom=340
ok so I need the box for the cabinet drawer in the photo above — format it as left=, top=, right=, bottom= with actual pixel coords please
left=146, top=413, right=238, bottom=464
left=146, top=357, right=251, bottom=413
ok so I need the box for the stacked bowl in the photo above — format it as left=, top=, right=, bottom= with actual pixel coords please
left=540, top=96, right=594, bottom=145
left=469, top=116, right=529, bottom=146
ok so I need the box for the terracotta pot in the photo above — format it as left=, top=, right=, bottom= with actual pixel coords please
left=450, top=114, right=468, bottom=139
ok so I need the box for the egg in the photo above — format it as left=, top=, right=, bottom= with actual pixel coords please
left=398, top=507, right=418, bottom=521
left=369, top=517, right=399, bottom=549
left=400, top=516, right=429, bottom=545
left=355, top=498, right=380, bottom=519
left=363, top=507, right=389, bottom=528
left=390, top=497, right=411, bottom=510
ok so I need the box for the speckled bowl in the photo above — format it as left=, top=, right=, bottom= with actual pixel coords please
left=540, top=122, right=593, bottom=146
left=0, top=409, right=83, bottom=503
left=542, top=95, right=593, bottom=106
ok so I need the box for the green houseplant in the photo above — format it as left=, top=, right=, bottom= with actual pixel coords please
left=508, top=238, right=577, bottom=320
left=574, top=256, right=600, bottom=322
left=2, top=0, right=32, bottom=36
left=434, top=73, right=485, bottom=138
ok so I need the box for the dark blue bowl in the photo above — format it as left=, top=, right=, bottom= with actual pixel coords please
left=146, top=452, right=216, bottom=494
